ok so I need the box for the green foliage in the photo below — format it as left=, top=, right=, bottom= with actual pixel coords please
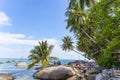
left=61, top=36, right=74, bottom=51
left=61, top=35, right=87, bottom=57
left=27, top=60, right=38, bottom=70
left=48, top=56, right=58, bottom=62
left=65, top=0, right=120, bottom=68
left=65, top=0, right=98, bottom=58
left=86, top=0, right=120, bottom=68
left=68, top=0, right=96, bottom=11
left=27, top=40, right=57, bottom=69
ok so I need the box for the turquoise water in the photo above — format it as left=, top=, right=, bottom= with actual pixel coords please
left=0, top=58, right=76, bottom=80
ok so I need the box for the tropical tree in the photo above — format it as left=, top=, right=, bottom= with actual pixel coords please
left=61, top=36, right=73, bottom=51
left=61, top=36, right=85, bottom=56
left=27, top=40, right=58, bottom=69
left=66, top=0, right=96, bottom=33
left=85, top=0, right=120, bottom=68
left=64, top=0, right=97, bottom=58
left=65, top=0, right=120, bottom=68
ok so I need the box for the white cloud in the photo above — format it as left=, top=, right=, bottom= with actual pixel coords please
left=0, top=32, right=85, bottom=59
left=0, top=32, right=57, bottom=46
left=0, top=32, right=36, bottom=45
left=0, top=32, right=26, bottom=39
left=0, top=12, right=11, bottom=27
left=0, top=32, right=58, bottom=58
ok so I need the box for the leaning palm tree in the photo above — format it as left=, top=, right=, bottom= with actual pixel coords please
left=66, top=0, right=96, bottom=42
left=61, top=36, right=84, bottom=56
left=27, top=40, right=57, bottom=69
left=66, top=0, right=103, bottom=51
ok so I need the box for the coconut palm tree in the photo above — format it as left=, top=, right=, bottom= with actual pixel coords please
left=27, top=40, right=57, bottom=69
left=66, top=0, right=103, bottom=54
left=61, top=36, right=74, bottom=51
left=66, top=0, right=97, bottom=43
left=61, top=36, right=85, bottom=56
left=63, top=0, right=99, bottom=59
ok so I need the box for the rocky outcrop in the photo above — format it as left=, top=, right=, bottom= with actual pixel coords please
left=33, top=65, right=77, bottom=80
left=0, top=61, right=3, bottom=64
left=12, top=60, right=17, bottom=62
left=6, top=60, right=12, bottom=63
left=16, top=62, right=27, bottom=67
left=0, top=73, right=14, bottom=80
left=6, top=60, right=18, bottom=63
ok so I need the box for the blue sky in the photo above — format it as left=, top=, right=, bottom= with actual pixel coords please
left=0, top=0, right=85, bottom=60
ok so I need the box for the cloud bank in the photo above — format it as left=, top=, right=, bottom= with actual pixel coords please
left=0, top=32, right=57, bottom=46
left=0, top=32, right=84, bottom=59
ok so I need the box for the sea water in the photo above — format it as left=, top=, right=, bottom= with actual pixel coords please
left=0, top=58, right=76, bottom=80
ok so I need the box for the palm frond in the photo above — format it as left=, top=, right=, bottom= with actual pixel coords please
left=28, top=40, right=55, bottom=69
left=61, top=36, right=74, bottom=51
left=27, top=60, right=39, bottom=70
left=48, top=56, right=58, bottom=60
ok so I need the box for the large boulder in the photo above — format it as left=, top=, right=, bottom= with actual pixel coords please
left=16, top=62, right=27, bottom=67
left=0, top=73, right=14, bottom=80
left=33, top=65, right=77, bottom=80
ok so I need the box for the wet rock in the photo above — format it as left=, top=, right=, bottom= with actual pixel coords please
left=12, top=60, right=17, bottom=62
left=0, top=73, right=14, bottom=80
left=6, top=60, right=12, bottom=63
left=0, top=61, right=3, bottom=64
left=16, top=62, right=27, bottom=67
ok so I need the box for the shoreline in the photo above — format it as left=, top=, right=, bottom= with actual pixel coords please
left=0, top=58, right=77, bottom=80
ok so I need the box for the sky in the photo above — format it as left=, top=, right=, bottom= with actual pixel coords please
left=0, top=0, right=85, bottom=60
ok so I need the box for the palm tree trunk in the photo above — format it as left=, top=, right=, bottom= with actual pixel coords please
left=72, top=49, right=90, bottom=60
left=73, top=49, right=85, bottom=56
left=81, top=27, right=103, bottom=50
left=81, top=28, right=96, bottom=43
